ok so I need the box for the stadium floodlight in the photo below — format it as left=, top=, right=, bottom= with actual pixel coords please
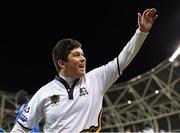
left=127, top=100, right=132, bottom=104
left=155, top=90, right=159, bottom=94
left=169, top=45, right=180, bottom=62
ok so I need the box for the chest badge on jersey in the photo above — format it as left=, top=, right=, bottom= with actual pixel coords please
left=50, top=95, right=60, bottom=105
left=79, top=87, right=88, bottom=96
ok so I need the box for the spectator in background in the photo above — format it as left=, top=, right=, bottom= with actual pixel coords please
left=14, top=90, right=41, bottom=132
left=125, top=127, right=132, bottom=133
left=0, top=128, right=6, bottom=133
left=142, top=121, right=154, bottom=133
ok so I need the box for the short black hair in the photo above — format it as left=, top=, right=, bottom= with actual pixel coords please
left=15, top=90, right=29, bottom=105
left=52, top=38, right=82, bottom=73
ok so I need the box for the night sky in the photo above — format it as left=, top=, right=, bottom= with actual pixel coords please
left=1, top=0, right=180, bottom=94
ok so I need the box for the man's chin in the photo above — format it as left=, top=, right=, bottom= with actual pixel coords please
left=78, top=73, right=85, bottom=78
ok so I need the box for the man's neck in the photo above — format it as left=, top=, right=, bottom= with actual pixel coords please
left=59, top=73, right=76, bottom=87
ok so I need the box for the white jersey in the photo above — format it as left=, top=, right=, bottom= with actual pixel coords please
left=12, top=29, right=148, bottom=133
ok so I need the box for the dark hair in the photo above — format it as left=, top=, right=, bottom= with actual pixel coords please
left=143, top=121, right=151, bottom=128
left=15, top=90, right=29, bottom=105
left=52, top=38, right=82, bottom=73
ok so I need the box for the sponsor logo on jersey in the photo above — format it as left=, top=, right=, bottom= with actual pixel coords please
left=19, top=114, right=27, bottom=122
left=23, top=105, right=30, bottom=113
left=79, top=87, right=88, bottom=96
left=50, top=95, right=60, bottom=105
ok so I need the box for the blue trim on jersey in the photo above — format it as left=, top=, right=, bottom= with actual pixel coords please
left=19, top=114, right=27, bottom=122
left=15, top=104, right=41, bottom=132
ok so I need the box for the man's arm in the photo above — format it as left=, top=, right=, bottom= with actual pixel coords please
left=118, top=8, right=158, bottom=73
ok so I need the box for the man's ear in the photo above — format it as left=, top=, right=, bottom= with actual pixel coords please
left=58, top=60, right=65, bottom=69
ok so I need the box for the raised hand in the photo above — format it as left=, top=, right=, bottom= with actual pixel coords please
left=138, top=8, right=158, bottom=33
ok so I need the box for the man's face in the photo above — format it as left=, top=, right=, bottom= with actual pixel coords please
left=61, top=47, right=86, bottom=78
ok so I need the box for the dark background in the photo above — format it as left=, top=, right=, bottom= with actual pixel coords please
left=0, top=0, right=180, bottom=94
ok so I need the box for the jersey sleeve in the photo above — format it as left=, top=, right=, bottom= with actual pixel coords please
left=118, top=28, right=148, bottom=72
left=87, top=29, right=148, bottom=94
left=10, top=121, right=30, bottom=133
left=17, top=90, right=44, bottom=130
